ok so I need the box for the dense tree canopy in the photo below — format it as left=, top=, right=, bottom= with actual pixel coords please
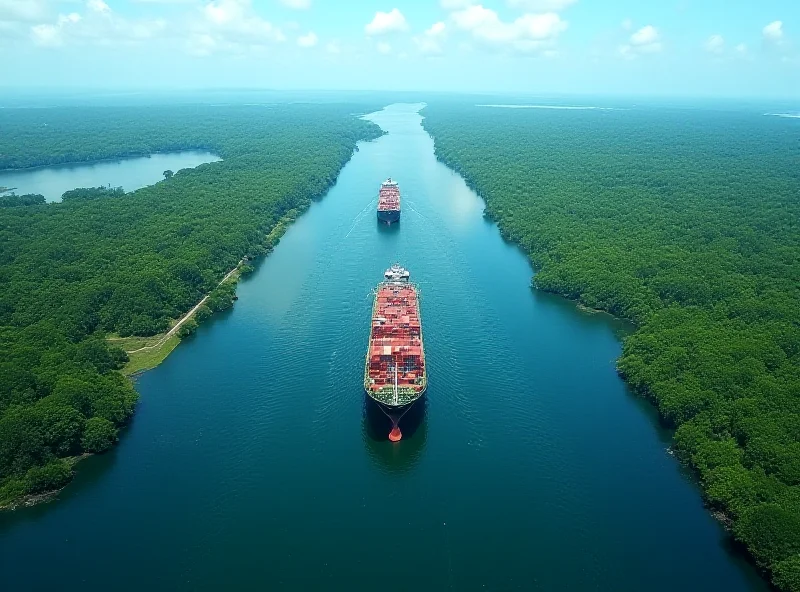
left=0, top=193, right=45, bottom=207
left=422, top=104, right=800, bottom=590
left=0, top=104, right=381, bottom=505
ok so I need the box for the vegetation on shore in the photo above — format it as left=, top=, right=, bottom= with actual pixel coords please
left=0, top=193, right=45, bottom=207
left=112, top=256, right=248, bottom=376
left=422, top=103, right=800, bottom=590
left=118, top=334, right=181, bottom=377
left=0, top=104, right=382, bottom=508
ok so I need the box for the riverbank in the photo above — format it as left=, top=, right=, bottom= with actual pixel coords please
left=0, top=103, right=385, bottom=513
left=0, top=454, right=91, bottom=510
left=1, top=202, right=345, bottom=512
left=421, top=102, right=798, bottom=591
left=436, top=129, right=762, bottom=570
left=1, top=212, right=303, bottom=511
left=0, top=149, right=220, bottom=174
left=110, top=259, right=246, bottom=376
left=109, top=208, right=299, bottom=377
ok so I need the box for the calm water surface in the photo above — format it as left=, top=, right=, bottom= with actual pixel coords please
left=0, top=104, right=766, bottom=591
left=0, top=151, right=219, bottom=202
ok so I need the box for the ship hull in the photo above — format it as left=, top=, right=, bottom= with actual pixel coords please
left=365, top=385, right=426, bottom=413
left=377, top=209, right=400, bottom=224
left=364, top=392, right=426, bottom=443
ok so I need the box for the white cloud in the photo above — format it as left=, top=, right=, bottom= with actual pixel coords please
left=31, top=23, right=61, bottom=46
left=27, top=1, right=169, bottom=50
left=428, top=21, right=446, bottom=36
left=630, top=25, right=658, bottom=46
left=196, top=0, right=285, bottom=52
left=87, top=0, right=110, bottom=14
left=0, top=0, right=49, bottom=22
left=414, top=21, right=446, bottom=55
left=377, top=41, right=391, bottom=54
left=280, top=0, right=311, bottom=9
left=59, top=13, right=82, bottom=25
left=619, top=24, right=661, bottom=57
left=451, top=5, right=494, bottom=33
left=204, top=0, right=241, bottom=26
left=507, top=0, right=577, bottom=11
left=365, top=8, right=408, bottom=35
left=21, top=0, right=283, bottom=54
left=735, top=42, right=747, bottom=55
left=296, top=31, right=317, bottom=47
left=29, top=12, right=82, bottom=47
left=517, top=13, right=567, bottom=39
left=325, top=40, right=340, bottom=54
left=450, top=4, right=567, bottom=53
left=705, top=34, right=724, bottom=54
left=763, top=20, right=783, bottom=43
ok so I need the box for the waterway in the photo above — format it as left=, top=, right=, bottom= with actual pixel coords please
left=0, top=104, right=766, bottom=591
left=0, top=150, right=219, bottom=202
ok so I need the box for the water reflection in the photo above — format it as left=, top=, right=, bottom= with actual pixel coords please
left=362, top=396, right=427, bottom=474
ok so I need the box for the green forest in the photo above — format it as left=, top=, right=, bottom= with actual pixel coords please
left=422, top=104, right=800, bottom=590
left=0, top=104, right=381, bottom=506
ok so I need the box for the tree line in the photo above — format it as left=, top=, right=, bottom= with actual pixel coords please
left=0, top=104, right=382, bottom=505
left=422, top=103, right=800, bottom=591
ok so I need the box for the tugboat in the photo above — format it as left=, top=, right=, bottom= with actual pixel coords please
left=364, top=264, right=426, bottom=441
left=377, top=178, right=401, bottom=224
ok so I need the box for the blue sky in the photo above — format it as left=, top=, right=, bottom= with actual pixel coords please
left=0, top=0, right=798, bottom=97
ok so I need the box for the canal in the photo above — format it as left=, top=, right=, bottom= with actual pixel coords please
left=0, top=104, right=766, bottom=591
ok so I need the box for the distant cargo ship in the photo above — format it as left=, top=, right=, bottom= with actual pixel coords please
left=364, top=264, right=426, bottom=441
left=377, top=178, right=400, bottom=224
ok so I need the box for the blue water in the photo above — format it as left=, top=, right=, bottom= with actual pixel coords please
left=0, top=104, right=766, bottom=591
left=0, top=150, right=219, bottom=202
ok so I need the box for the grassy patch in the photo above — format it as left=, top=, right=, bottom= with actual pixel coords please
left=121, top=334, right=181, bottom=376
left=106, top=333, right=165, bottom=351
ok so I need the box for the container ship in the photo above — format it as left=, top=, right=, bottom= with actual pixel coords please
left=377, top=178, right=401, bottom=224
left=364, top=264, right=426, bottom=441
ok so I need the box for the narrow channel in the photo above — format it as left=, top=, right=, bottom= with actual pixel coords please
left=0, top=104, right=767, bottom=591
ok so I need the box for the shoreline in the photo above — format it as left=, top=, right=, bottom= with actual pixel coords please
left=0, top=111, right=384, bottom=513
left=2, top=210, right=322, bottom=512
left=427, top=142, right=762, bottom=590
left=0, top=148, right=221, bottom=174
left=112, top=208, right=300, bottom=377
left=0, top=454, right=91, bottom=511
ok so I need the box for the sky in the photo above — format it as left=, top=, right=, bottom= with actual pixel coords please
left=0, top=0, right=798, bottom=98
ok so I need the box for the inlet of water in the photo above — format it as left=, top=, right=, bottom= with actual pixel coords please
left=0, top=150, right=219, bottom=202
